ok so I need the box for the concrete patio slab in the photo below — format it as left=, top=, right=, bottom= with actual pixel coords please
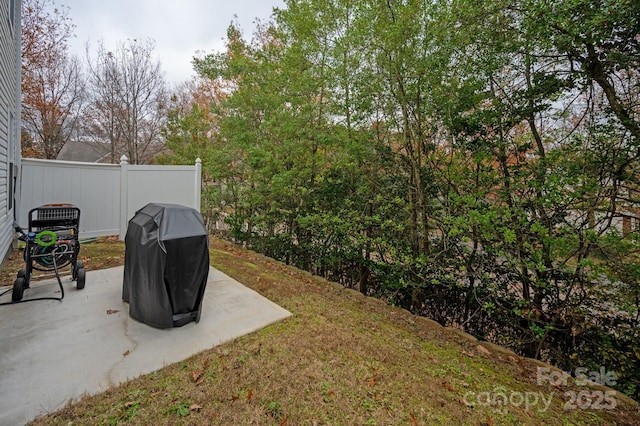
left=0, top=266, right=291, bottom=425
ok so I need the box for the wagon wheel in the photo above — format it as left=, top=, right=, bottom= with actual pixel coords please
left=12, top=277, right=25, bottom=302
left=76, top=268, right=86, bottom=290
left=73, top=260, right=84, bottom=280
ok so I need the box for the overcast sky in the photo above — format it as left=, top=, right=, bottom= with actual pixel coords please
left=52, top=0, right=286, bottom=86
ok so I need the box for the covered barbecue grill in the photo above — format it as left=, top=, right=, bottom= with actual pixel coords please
left=122, top=203, right=209, bottom=328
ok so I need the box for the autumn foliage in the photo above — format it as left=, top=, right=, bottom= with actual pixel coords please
left=21, top=0, right=82, bottom=159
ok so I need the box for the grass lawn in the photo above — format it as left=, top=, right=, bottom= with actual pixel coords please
left=2, top=237, right=639, bottom=425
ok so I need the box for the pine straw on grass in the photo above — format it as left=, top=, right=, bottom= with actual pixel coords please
left=18, top=237, right=640, bottom=425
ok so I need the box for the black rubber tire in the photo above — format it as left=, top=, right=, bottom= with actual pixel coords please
left=76, top=268, right=86, bottom=290
left=12, top=277, right=25, bottom=302
left=16, top=269, right=29, bottom=290
left=73, top=260, right=84, bottom=280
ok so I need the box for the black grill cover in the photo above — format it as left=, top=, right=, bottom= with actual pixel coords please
left=122, top=203, right=209, bottom=328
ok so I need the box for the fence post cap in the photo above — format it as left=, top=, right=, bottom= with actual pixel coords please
left=120, top=155, right=128, bottom=164
left=195, top=158, right=202, bottom=165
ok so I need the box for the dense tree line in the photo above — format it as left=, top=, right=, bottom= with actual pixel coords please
left=164, top=0, right=639, bottom=399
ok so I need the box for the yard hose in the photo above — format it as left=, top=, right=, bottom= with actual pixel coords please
left=0, top=246, right=65, bottom=306
left=35, top=230, right=57, bottom=247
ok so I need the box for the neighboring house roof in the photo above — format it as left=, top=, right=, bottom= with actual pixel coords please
left=57, top=140, right=113, bottom=163
left=57, top=140, right=170, bottom=164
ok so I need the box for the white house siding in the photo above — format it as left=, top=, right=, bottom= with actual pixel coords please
left=0, top=0, right=21, bottom=263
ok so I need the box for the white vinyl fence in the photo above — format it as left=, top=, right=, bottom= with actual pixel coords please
left=18, top=156, right=202, bottom=239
